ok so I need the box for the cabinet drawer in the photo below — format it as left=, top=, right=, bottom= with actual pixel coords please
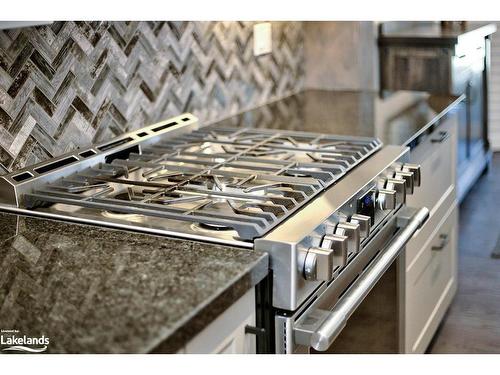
left=184, top=289, right=256, bottom=354
left=405, top=185, right=455, bottom=267
left=406, top=116, right=456, bottom=213
left=405, top=205, right=458, bottom=353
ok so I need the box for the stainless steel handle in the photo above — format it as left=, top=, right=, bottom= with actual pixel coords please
left=296, top=207, right=429, bottom=351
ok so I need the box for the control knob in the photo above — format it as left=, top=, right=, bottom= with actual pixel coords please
left=378, top=189, right=396, bottom=210
left=335, top=222, right=360, bottom=254
left=303, top=246, right=335, bottom=281
left=322, top=233, right=348, bottom=268
left=401, top=163, right=421, bottom=187
left=350, top=214, right=371, bottom=238
left=385, top=178, right=406, bottom=205
left=394, top=170, right=415, bottom=194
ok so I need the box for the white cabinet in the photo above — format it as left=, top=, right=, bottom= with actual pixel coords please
left=406, top=119, right=456, bottom=215
left=403, top=113, right=459, bottom=353
left=404, top=198, right=458, bottom=353
left=180, top=289, right=257, bottom=354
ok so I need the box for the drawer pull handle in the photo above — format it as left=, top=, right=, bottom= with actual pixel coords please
left=432, top=233, right=449, bottom=251
left=244, top=325, right=267, bottom=338
left=431, top=131, right=450, bottom=144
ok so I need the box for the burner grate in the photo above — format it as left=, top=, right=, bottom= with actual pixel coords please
left=2, top=114, right=382, bottom=241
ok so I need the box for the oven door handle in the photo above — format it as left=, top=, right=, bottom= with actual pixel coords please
left=294, top=207, right=429, bottom=351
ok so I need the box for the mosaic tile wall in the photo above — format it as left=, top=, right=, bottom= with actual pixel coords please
left=0, top=21, right=304, bottom=173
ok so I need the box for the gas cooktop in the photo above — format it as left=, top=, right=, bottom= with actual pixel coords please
left=0, top=113, right=381, bottom=247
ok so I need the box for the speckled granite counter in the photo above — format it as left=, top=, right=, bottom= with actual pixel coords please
left=212, top=89, right=464, bottom=147
left=0, top=212, right=268, bottom=353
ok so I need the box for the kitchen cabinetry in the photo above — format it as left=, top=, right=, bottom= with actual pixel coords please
left=379, top=23, right=496, bottom=203
left=179, top=289, right=256, bottom=354
left=403, top=111, right=458, bottom=353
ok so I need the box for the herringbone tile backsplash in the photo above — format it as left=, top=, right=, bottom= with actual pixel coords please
left=0, top=21, right=304, bottom=173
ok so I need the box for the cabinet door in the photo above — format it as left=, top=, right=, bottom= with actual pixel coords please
left=406, top=113, right=457, bottom=213
left=184, top=289, right=256, bottom=354
left=211, top=314, right=256, bottom=354
left=404, top=116, right=459, bottom=353
left=404, top=205, right=458, bottom=353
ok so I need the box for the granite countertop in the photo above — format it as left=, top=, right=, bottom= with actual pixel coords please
left=378, top=22, right=497, bottom=46
left=212, top=89, right=465, bottom=148
left=0, top=212, right=268, bottom=353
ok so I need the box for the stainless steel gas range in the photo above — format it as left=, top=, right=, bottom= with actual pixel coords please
left=0, top=113, right=428, bottom=353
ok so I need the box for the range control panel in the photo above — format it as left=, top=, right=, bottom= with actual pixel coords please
left=299, top=162, right=422, bottom=283
left=255, top=144, right=422, bottom=311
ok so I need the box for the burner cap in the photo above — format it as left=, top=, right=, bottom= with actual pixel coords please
left=197, top=222, right=233, bottom=231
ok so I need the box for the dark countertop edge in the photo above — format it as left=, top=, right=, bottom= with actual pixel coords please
left=404, top=93, right=466, bottom=148
left=147, top=252, right=269, bottom=353
left=378, top=23, right=497, bottom=47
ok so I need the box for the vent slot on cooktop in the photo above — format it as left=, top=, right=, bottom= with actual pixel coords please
left=79, top=150, right=97, bottom=158
left=152, top=121, right=177, bottom=132
left=98, top=137, right=134, bottom=151
left=12, top=171, right=33, bottom=182
left=34, top=156, right=78, bottom=174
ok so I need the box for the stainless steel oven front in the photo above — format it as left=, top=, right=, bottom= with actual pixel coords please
left=255, top=145, right=428, bottom=353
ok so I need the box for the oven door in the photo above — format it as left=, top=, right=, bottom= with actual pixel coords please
left=274, top=206, right=429, bottom=354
